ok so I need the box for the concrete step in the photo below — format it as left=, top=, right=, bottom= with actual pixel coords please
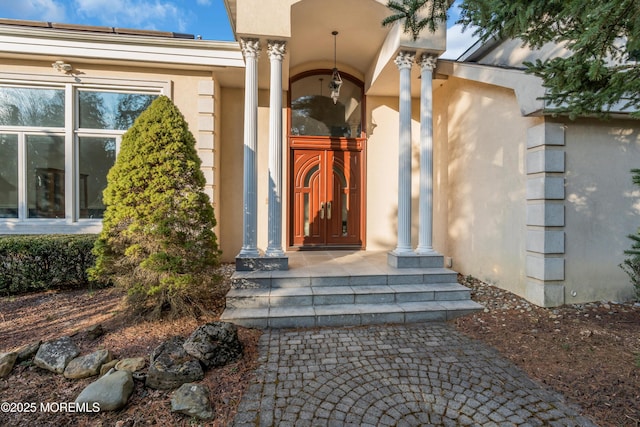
left=222, top=253, right=483, bottom=329
left=220, top=300, right=484, bottom=329
left=230, top=268, right=458, bottom=289
left=225, top=283, right=471, bottom=309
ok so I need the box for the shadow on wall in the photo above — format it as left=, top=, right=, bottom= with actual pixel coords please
left=563, top=119, right=640, bottom=301
left=444, top=78, right=541, bottom=292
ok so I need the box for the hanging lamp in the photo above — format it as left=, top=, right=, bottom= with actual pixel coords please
left=329, top=31, right=343, bottom=104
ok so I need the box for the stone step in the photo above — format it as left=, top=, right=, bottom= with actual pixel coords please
left=225, top=283, right=471, bottom=309
left=231, top=268, right=458, bottom=289
left=220, top=300, right=484, bottom=329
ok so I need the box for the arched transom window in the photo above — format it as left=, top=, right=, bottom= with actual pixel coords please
left=290, top=72, right=363, bottom=138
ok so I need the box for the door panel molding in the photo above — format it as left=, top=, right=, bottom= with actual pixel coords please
left=289, top=138, right=364, bottom=248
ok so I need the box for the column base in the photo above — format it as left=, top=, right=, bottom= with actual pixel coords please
left=388, top=251, right=444, bottom=269
left=235, top=256, right=289, bottom=272
left=265, top=248, right=286, bottom=258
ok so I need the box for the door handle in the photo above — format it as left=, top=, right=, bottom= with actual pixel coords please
left=320, top=202, right=325, bottom=219
left=327, top=201, right=332, bottom=220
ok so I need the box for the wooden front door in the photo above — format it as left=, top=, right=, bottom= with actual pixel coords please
left=291, top=142, right=363, bottom=247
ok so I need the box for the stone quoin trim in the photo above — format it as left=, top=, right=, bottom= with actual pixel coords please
left=525, top=122, right=566, bottom=307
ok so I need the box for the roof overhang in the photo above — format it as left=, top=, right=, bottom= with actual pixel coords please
left=436, top=60, right=545, bottom=116
left=0, top=23, right=245, bottom=86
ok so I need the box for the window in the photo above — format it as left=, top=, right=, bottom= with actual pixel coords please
left=78, top=91, right=155, bottom=130
left=28, top=134, right=66, bottom=218
left=0, top=81, right=161, bottom=225
left=78, top=136, right=116, bottom=218
left=0, top=134, right=18, bottom=218
left=290, top=72, right=363, bottom=138
left=0, top=86, right=65, bottom=127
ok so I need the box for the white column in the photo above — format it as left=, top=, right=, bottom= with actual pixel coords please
left=416, top=53, right=437, bottom=254
left=265, top=40, right=286, bottom=257
left=394, top=51, right=415, bottom=254
left=238, top=38, right=260, bottom=257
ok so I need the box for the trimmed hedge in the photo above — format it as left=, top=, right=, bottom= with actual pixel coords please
left=0, top=234, right=109, bottom=296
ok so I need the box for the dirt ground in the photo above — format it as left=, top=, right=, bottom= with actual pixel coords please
left=454, top=275, right=640, bottom=427
left=0, top=268, right=639, bottom=426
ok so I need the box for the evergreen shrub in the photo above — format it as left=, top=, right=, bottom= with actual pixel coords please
left=0, top=234, right=106, bottom=295
left=89, top=96, right=222, bottom=318
left=621, top=168, right=640, bottom=301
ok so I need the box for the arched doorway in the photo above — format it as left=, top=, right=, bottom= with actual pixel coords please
left=288, top=70, right=366, bottom=249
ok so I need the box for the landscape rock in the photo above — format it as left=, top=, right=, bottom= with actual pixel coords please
left=16, top=341, right=41, bottom=362
left=64, top=349, right=112, bottom=379
left=0, top=352, right=18, bottom=378
left=183, top=322, right=243, bottom=368
left=146, top=337, right=204, bottom=390
left=170, top=383, right=214, bottom=420
left=84, top=324, right=105, bottom=340
left=33, top=337, right=80, bottom=374
left=75, top=368, right=134, bottom=411
left=115, top=357, right=146, bottom=372
left=100, top=360, right=119, bottom=376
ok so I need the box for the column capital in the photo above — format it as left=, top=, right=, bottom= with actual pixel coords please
left=267, top=40, right=287, bottom=61
left=418, top=53, right=438, bottom=71
left=240, top=38, right=261, bottom=58
left=394, top=51, right=416, bottom=70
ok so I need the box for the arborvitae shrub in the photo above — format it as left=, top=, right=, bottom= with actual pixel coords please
left=89, top=96, right=222, bottom=318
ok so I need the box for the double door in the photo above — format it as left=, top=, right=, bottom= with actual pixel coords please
left=291, top=144, right=362, bottom=247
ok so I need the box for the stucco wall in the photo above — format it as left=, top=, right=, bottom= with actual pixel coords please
left=476, top=39, right=570, bottom=69
left=563, top=118, right=640, bottom=303
left=219, top=87, right=245, bottom=260
left=365, top=96, right=401, bottom=250
left=435, top=76, right=542, bottom=297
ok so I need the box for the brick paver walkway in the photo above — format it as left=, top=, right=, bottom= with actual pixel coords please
left=232, top=323, right=596, bottom=426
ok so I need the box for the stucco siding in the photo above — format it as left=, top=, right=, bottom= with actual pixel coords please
left=563, top=119, right=640, bottom=303
left=219, top=87, right=245, bottom=261
left=365, top=96, right=401, bottom=250
left=436, top=77, right=542, bottom=297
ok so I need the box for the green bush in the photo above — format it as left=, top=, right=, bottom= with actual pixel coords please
left=0, top=234, right=108, bottom=295
left=620, top=257, right=640, bottom=301
left=621, top=168, right=640, bottom=301
left=89, top=96, right=222, bottom=319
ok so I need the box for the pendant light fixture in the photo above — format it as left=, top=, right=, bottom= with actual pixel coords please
left=329, top=31, right=343, bottom=104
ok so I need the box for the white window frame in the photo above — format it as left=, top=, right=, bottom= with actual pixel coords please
left=0, top=73, right=170, bottom=234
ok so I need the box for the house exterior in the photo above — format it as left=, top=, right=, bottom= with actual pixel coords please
left=0, top=0, right=638, bottom=310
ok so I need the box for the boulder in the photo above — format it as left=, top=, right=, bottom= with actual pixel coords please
left=146, top=337, right=204, bottom=390
left=115, top=357, right=145, bottom=373
left=183, top=322, right=243, bottom=369
left=0, top=352, right=18, bottom=378
left=34, top=337, right=80, bottom=374
left=75, top=368, right=134, bottom=411
left=84, top=324, right=105, bottom=340
left=171, top=383, right=214, bottom=420
left=64, top=349, right=112, bottom=379
left=100, top=360, right=119, bottom=376
left=16, top=341, right=41, bottom=362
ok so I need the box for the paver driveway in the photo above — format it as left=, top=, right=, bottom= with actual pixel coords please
left=232, top=323, right=596, bottom=426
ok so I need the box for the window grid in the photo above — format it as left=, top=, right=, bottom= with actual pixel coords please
left=0, top=81, right=162, bottom=225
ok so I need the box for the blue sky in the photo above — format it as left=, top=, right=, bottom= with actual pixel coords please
left=0, top=0, right=476, bottom=58
left=0, top=0, right=236, bottom=40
